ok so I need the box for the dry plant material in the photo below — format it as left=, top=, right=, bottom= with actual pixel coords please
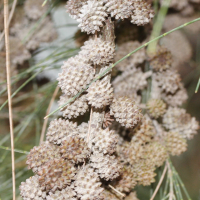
left=20, top=1, right=200, bottom=199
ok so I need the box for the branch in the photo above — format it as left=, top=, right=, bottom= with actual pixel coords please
left=4, top=0, right=16, bottom=199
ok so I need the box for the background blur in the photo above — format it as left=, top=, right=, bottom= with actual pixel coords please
left=0, top=0, right=200, bottom=199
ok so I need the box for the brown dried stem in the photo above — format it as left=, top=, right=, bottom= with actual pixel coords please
left=4, top=0, right=16, bottom=199
left=0, top=0, right=18, bottom=42
left=150, top=163, right=168, bottom=200
left=40, top=85, right=59, bottom=144
left=108, top=184, right=126, bottom=198
left=87, top=31, right=98, bottom=143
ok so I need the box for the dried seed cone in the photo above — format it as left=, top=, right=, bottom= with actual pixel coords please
left=38, top=158, right=76, bottom=192
left=47, top=185, right=77, bottom=200
left=131, top=1, right=154, bottom=26
left=112, top=68, right=151, bottom=93
left=148, top=46, right=172, bottom=71
left=66, top=0, right=88, bottom=20
left=77, top=122, right=88, bottom=140
left=60, top=135, right=90, bottom=163
left=146, top=99, right=167, bottom=118
left=80, top=38, right=115, bottom=65
left=57, top=56, right=95, bottom=96
left=91, top=128, right=118, bottom=154
left=20, top=175, right=46, bottom=200
left=163, top=107, right=199, bottom=139
left=58, top=94, right=89, bottom=119
left=143, top=142, right=168, bottom=167
left=161, top=86, right=188, bottom=107
left=74, top=166, right=104, bottom=200
left=114, top=41, right=146, bottom=71
left=133, top=117, right=156, bottom=143
left=105, top=0, right=134, bottom=20
left=77, top=1, right=107, bottom=34
left=46, top=118, right=78, bottom=145
left=133, top=160, right=156, bottom=186
left=24, top=0, right=47, bottom=20
left=87, top=76, right=114, bottom=108
left=113, top=165, right=137, bottom=193
left=90, top=153, right=122, bottom=181
left=127, top=140, right=145, bottom=165
left=164, top=132, right=187, bottom=156
left=26, top=141, right=61, bottom=173
left=155, top=70, right=181, bottom=94
left=110, top=97, right=143, bottom=128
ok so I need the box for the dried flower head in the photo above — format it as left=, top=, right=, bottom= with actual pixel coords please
left=131, top=1, right=154, bottom=26
left=46, top=118, right=78, bottom=145
left=57, top=55, right=95, bottom=96
left=110, top=97, right=143, bottom=128
left=114, top=41, right=146, bottom=71
left=66, top=0, right=88, bottom=19
left=20, top=175, right=46, bottom=200
left=80, top=38, right=115, bottom=65
left=113, top=165, right=137, bottom=193
left=147, top=99, right=167, bottom=118
left=143, top=142, right=168, bottom=167
left=164, top=132, right=187, bottom=156
left=161, top=85, right=188, bottom=107
left=47, top=184, right=77, bottom=200
left=148, top=46, right=172, bottom=71
left=60, top=135, right=90, bottom=163
left=105, top=0, right=134, bottom=20
left=26, top=141, right=61, bottom=173
left=58, top=94, right=89, bottom=119
left=91, top=128, right=118, bottom=154
left=87, top=76, right=114, bottom=108
left=132, top=160, right=156, bottom=186
left=113, top=68, right=151, bottom=94
left=74, top=166, right=104, bottom=200
left=90, top=153, right=122, bottom=181
left=163, top=107, right=199, bottom=139
left=38, top=158, right=76, bottom=192
left=77, top=1, right=107, bottom=34
left=155, top=70, right=181, bottom=94
left=133, top=117, right=156, bottom=143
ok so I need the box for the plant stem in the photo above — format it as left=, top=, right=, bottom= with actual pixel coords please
left=0, top=146, right=29, bottom=154
left=108, top=184, right=125, bottom=198
left=4, top=0, right=16, bottom=199
left=150, top=163, right=168, bottom=200
left=40, top=86, right=59, bottom=144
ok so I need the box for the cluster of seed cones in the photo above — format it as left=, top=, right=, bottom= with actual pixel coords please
left=20, top=0, right=199, bottom=199
left=67, top=0, right=154, bottom=34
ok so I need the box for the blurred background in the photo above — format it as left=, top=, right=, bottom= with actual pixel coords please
left=0, top=0, right=200, bottom=199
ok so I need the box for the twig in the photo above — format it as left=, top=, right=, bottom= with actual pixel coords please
left=4, top=0, right=16, bottom=199
left=0, top=0, right=18, bottom=42
left=167, top=160, right=175, bottom=200
left=150, top=163, right=168, bottom=200
left=87, top=31, right=97, bottom=143
left=44, top=17, right=200, bottom=119
left=108, top=184, right=126, bottom=198
left=0, top=145, right=29, bottom=154
left=40, top=86, right=59, bottom=144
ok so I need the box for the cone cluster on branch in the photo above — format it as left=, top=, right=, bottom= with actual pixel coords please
left=20, top=0, right=199, bottom=199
